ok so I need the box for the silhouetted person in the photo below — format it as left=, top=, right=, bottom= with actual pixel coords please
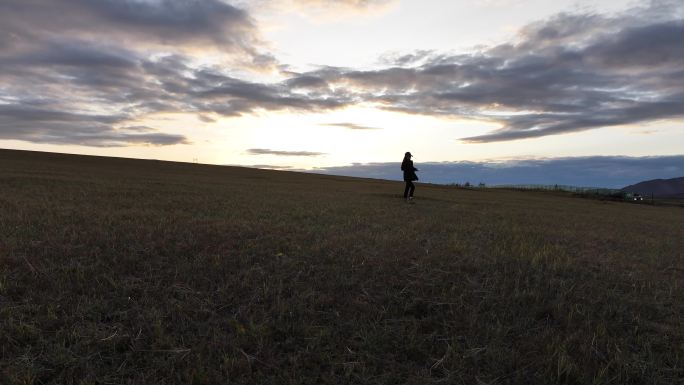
left=401, top=151, right=418, bottom=202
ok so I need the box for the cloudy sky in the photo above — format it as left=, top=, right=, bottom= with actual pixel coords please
left=1, top=0, right=682, bottom=187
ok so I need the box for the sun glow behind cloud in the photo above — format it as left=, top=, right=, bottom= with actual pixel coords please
left=229, top=106, right=465, bottom=168
left=0, top=0, right=682, bottom=185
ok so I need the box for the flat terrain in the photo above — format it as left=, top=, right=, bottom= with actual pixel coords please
left=1, top=149, right=682, bottom=384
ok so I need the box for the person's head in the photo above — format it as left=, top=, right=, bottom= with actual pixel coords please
left=404, top=151, right=412, bottom=160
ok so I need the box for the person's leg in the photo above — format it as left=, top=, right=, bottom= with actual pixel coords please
left=409, top=181, right=415, bottom=197
left=404, top=181, right=411, bottom=198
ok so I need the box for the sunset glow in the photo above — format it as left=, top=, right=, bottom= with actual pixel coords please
left=1, top=0, right=682, bottom=186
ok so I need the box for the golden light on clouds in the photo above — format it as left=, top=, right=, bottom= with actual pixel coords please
left=0, top=0, right=682, bottom=186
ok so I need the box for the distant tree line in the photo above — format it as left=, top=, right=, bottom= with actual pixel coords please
left=446, top=182, right=658, bottom=202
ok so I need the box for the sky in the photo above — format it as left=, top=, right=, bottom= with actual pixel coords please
left=0, top=0, right=682, bottom=187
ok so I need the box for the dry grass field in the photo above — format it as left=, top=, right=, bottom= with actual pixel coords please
left=1, top=149, right=682, bottom=384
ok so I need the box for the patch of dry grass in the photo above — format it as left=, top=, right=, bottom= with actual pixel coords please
left=1, top=149, right=682, bottom=384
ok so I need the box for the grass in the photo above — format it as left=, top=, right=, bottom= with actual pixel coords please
left=1, top=148, right=682, bottom=384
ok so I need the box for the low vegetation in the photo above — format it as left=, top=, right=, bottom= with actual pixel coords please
left=1, top=149, right=682, bottom=384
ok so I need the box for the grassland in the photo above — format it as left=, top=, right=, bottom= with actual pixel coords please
left=1, top=149, right=682, bottom=384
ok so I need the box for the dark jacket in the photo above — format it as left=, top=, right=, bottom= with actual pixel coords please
left=401, top=159, right=418, bottom=181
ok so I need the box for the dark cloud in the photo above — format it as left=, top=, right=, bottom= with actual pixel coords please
left=0, top=39, right=349, bottom=146
left=197, top=115, right=217, bottom=123
left=1, top=0, right=683, bottom=147
left=285, top=75, right=330, bottom=90
left=320, top=122, right=382, bottom=130
left=0, top=104, right=125, bottom=125
left=0, top=0, right=256, bottom=52
left=312, top=156, right=684, bottom=188
left=0, top=45, right=350, bottom=145
left=193, top=73, right=349, bottom=115
left=246, top=148, right=326, bottom=156
left=378, top=50, right=436, bottom=67
left=281, top=1, right=684, bottom=142
left=10, top=39, right=138, bottom=69
left=585, top=22, right=684, bottom=68
left=0, top=0, right=265, bottom=146
left=0, top=104, right=188, bottom=147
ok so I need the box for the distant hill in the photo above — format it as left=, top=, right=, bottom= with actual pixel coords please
left=622, top=177, right=684, bottom=198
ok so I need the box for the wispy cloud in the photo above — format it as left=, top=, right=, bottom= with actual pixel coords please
left=247, top=164, right=294, bottom=169
left=319, top=122, right=382, bottom=130
left=255, top=0, right=395, bottom=16
left=246, top=148, right=326, bottom=156
left=293, top=0, right=392, bottom=8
